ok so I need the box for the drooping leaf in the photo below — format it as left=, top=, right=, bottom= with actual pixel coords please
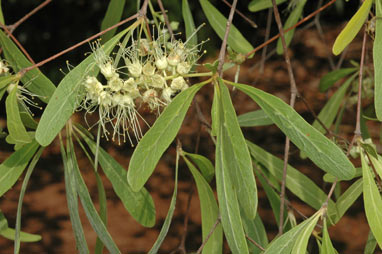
left=5, top=86, right=32, bottom=145
left=247, top=141, right=338, bottom=221
left=264, top=213, right=319, bottom=254
left=200, top=0, right=254, bottom=55
left=61, top=136, right=89, bottom=254
left=0, top=140, right=39, bottom=197
left=319, top=68, right=357, bottom=92
left=215, top=82, right=249, bottom=254
left=148, top=153, right=179, bottom=254
left=184, top=156, right=222, bottom=254
left=127, top=82, right=206, bottom=192
left=374, top=1, right=382, bottom=121
left=364, top=230, right=377, bottom=254
left=0, top=228, right=41, bottom=242
left=82, top=135, right=156, bottom=227
left=362, top=150, right=382, bottom=249
left=332, top=0, right=373, bottom=55
left=183, top=152, right=214, bottom=183
left=248, top=0, right=287, bottom=12
left=182, top=0, right=197, bottom=47
left=321, top=218, right=337, bottom=254
left=276, top=0, right=307, bottom=55
left=238, top=110, right=273, bottom=127
left=291, top=211, right=321, bottom=254
left=231, top=81, right=356, bottom=180
left=35, top=27, right=133, bottom=146
left=218, top=80, right=257, bottom=219
left=100, top=0, right=126, bottom=42
left=0, top=30, right=55, bottom=102
left=335, top=178, right=362, bottom=222
left=69, top=139, right=120, bottom=254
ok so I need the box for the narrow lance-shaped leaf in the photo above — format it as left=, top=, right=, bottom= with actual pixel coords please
left=335, top=178, right=362, bottom=222
left=238, top=109, right=273, bottom=127
left=5, top=86, right=32, bottom=144
left=35, top=25, right=135, bottom=146
left=332, top=0, right=373, bottom=55
left=82, top=134, right=156, bottom=227
left=231, top=81, right=356, bottom=180
left=148, top=152, right=179, bottom=254
left=321, top=218, right=337, bottom=254
left=183, top=152, right=215, bottom=182
left=0, top=140, right=39, bottom=197
left=364, top=230, right=378, bottom=254
left=215, top=82, right=249, bottom=254
left=374, top=0, right=382, bottom=121
left=0, top=228, right=41, bottom=242
left=362, top=150, right=382, bottom=249
left=199, top=0, right=254, bottom=55
left=0, top=30, right=55, bottom=102
left=127, top=82, right=206, bottom=192
left=319, top=68, right=357, bottom=92
left=276, top=0, right=307, bottom=55
left=69, top=139, right=120, bottom=254
left=291, top=211, right=321, bottom=254
left=184, top=156, right=222, bottom=254
left=248, top=0, right=287, bottom=12
left=182, top=0, right=197, bottom=47
left=100, top=0, right=126, bottom=42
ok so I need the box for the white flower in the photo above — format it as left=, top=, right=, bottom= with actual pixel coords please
left=155, top=57, right=168, bottom=70
left=150, top=74, right=166, bottom=89
left=0, top=60, right=9, bottom=74
left=100, top=62, right=118, bottom=80
left=162, top=87, right=175, bottom=103
left=108, top=77, right=124, bottom=92
left=167, top=52, right=180, bottom=66
left=176, top=62, right=190, bottom=75
left=142, top=62, right=156, bottom=76
left=170, top=76, right=188, bottom=91
left=128, top=62, right=142, bottom=78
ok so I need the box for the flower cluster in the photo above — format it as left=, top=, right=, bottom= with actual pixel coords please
left=79, top=26, right=203, bottom=145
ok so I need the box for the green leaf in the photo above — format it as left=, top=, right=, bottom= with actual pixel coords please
left=321, top=218, right=337, bottom=254
left=82, top=135, right=156, bottom=227
left=61, top=137, right=89, bottom=254
left=184, top=156, right=222, bottom=254
left=0, top=75, right=18, bottom=90
left=264, top=213, right=319, bottom=254
left=248, top=0, right=287, bottom=12
left=319, top=68, right=357, bottom=92
left=0, top=212, right=8, bottom=232
left=148, top=153, right=179, bottom=254
left=215, top=82, right=249, bottom=254
left=127, top=82, right=205, bottom=192
left=335, top=178, right=362, bottom=221
left=276, top=0, right=307, bottom=55
left=6, top=86, right=32, bottom=145
left=0, top=0, right=5, bottom=24
left=100, top=0, right=126, bottom=42
left=69, top=140, right=120, bottom=254
left=362, top=150, right=382, bottom=249
left=211, top=83, right=219, bottom=136
left=35, top=27, right=132, bottom=146
left=313, top=74, right=355, bottom=134
left=18, top=102, right=38, bottom=129
left=374, top=1, right=382, bottom=121
left=238, top=110, right=273, bottom=127
left=0, top=228, right=41, bottom=242
left=232, top=81, right=356, bottom=180
left=0, top=30, right=55, bottom=103
left=364, top=230, right=377, bottom=254
left=199, top=0, right=254, bottom=55
left=182, top=0, right=197, bottom=47
left=183, top=152, right=214, bottom=182
left=218, top=80, right=257, bottom=219
left=247, top=141, right=338, bottom=221
left=332, top=0, right=373, bottom=55
left=0, top=140, right=39, bottom=197
left=291, top=211, right=321, bottom=254
left=241, top=212, right=268, bottom=254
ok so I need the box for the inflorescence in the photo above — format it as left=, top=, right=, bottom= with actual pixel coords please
left=78, top=23, right=205, bottom=145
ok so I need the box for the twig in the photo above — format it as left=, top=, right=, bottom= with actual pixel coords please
left=246, top=235, right=265, bottom=251
left=222, top=0, right=257, bottom=28
left=157, top=0, right=174, bottom=40
left=196, top=216, right=221, bottom=254
left=8, top=0, right=52, bottom=33
left=19, top=12, right=140, bottom=75
left=259, top=8, right=273, bottom=74
left=245, top=0, right=337, bottom=59
left=0, top=22, right=35, bottom=64
left=271, top=0, right=299, bottom=236
left=217, top=0, right=238, bottom=77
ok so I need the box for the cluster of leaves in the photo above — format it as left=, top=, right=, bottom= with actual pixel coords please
left=1, top=0, right=382, bottom=253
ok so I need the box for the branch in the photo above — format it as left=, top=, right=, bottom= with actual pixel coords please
left=217, top=0, right=238, bottom=77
